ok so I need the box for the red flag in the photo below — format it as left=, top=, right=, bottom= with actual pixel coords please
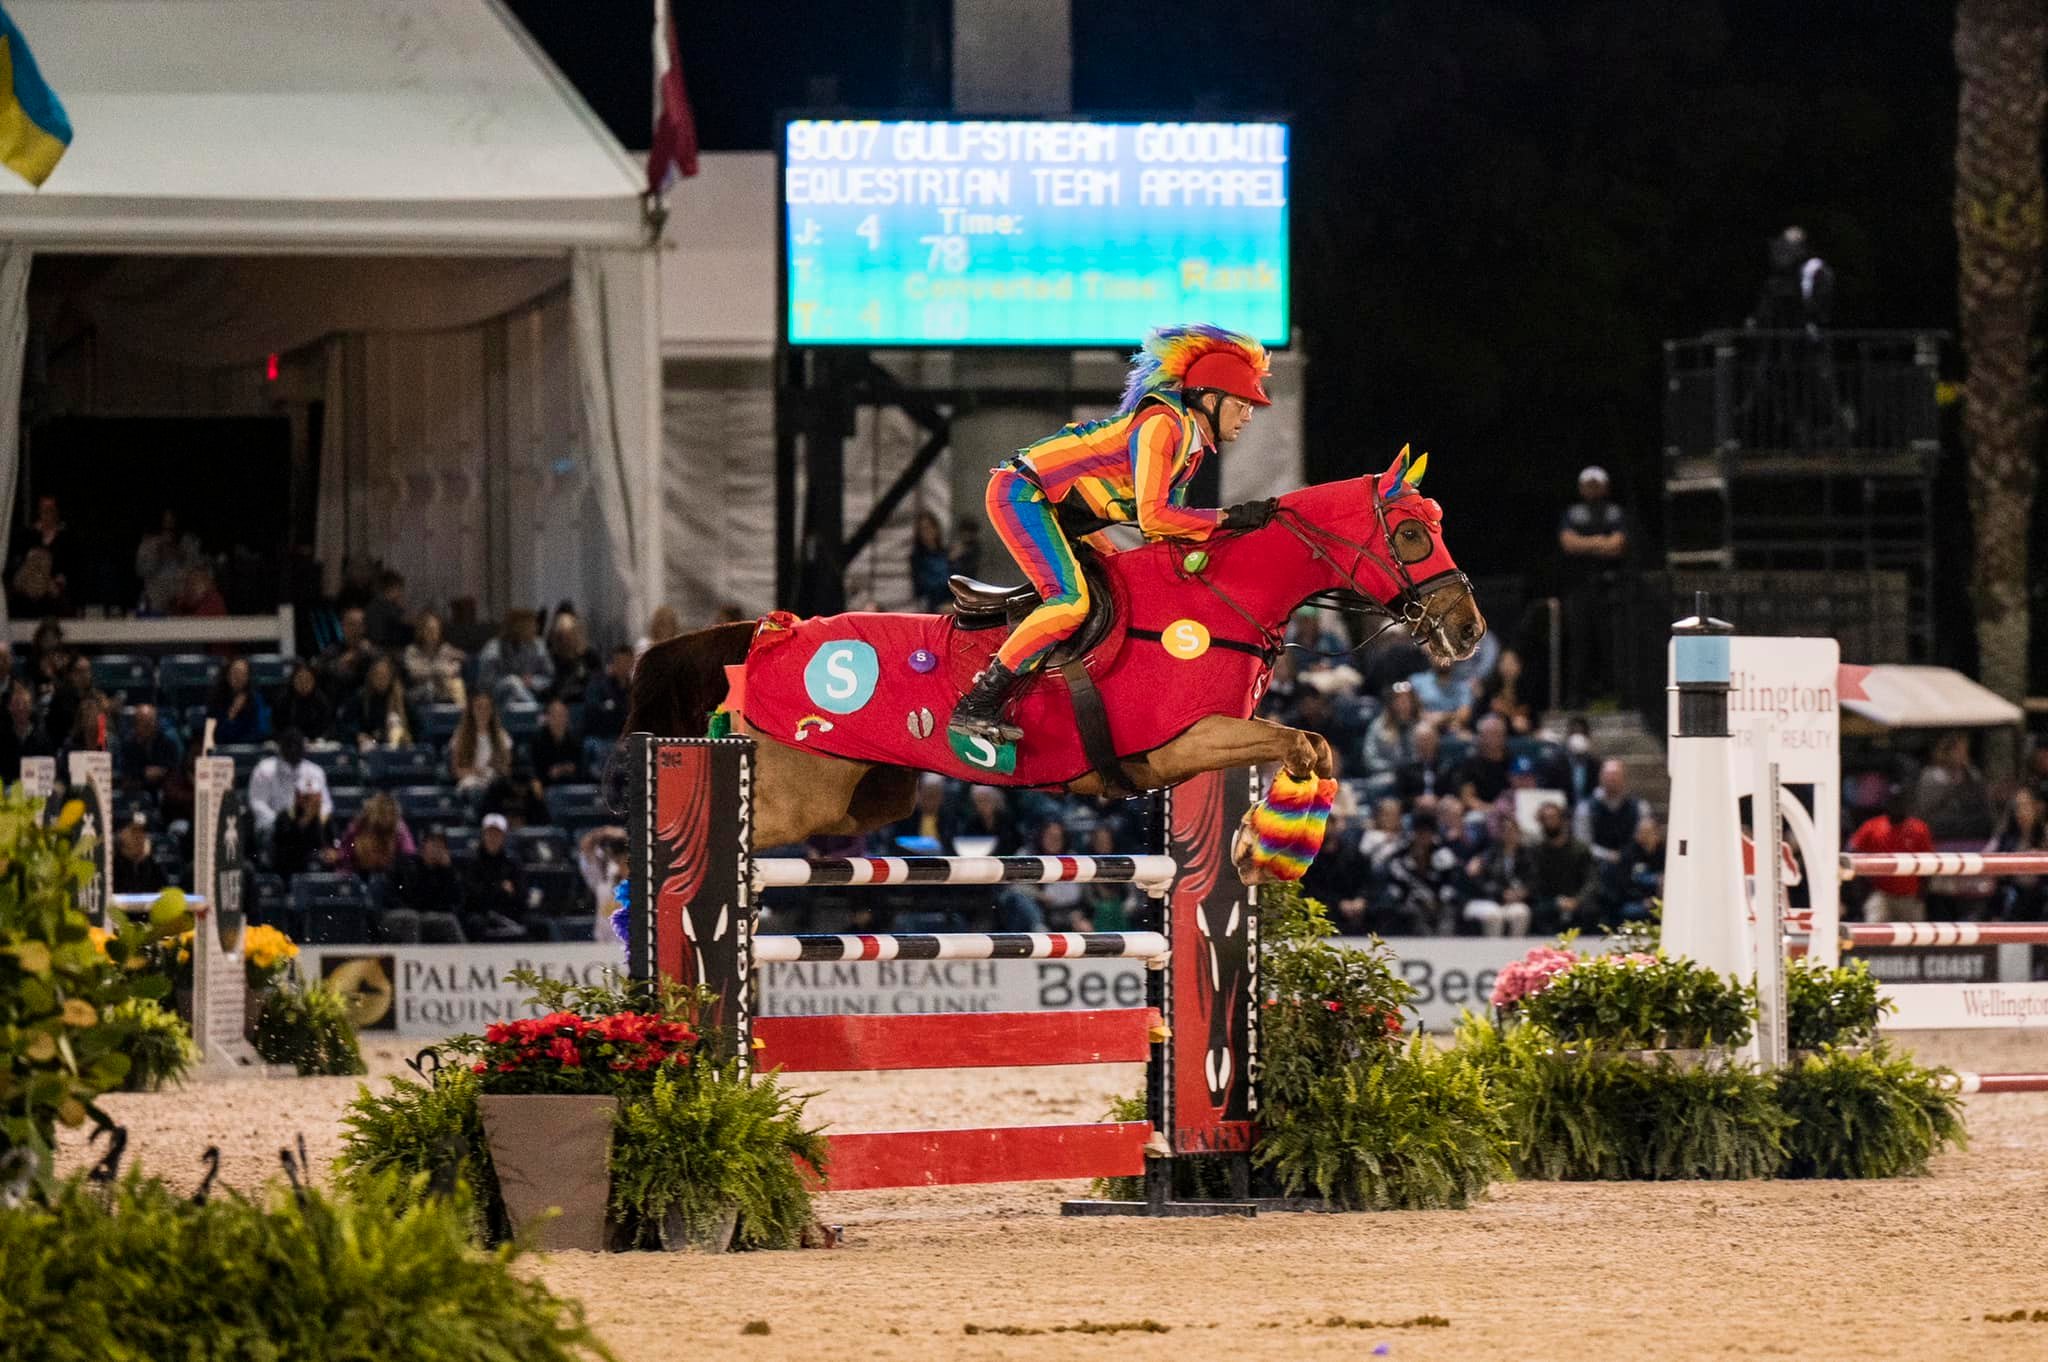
left=648, top=0, right=699, bottom=195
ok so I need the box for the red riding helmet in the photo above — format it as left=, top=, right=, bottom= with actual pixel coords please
left=1182, top=348, right=1273, bottom=406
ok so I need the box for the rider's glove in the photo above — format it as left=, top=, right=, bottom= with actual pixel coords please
left=1220, top=498, right=1279, bottom=531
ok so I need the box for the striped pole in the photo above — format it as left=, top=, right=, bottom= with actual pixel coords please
left=1840, top=851, right=2048, bottom=880
left=1947, top=1072, right=2048, bottom=1095
left=754, top=854, right=1178, bottom=892
left=1829, top=922, right=2048, bottom=948
left=753, top=931, right=1169, bottom=964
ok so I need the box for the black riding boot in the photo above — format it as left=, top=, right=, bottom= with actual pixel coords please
left=948, top=660, right=1025, bottom=744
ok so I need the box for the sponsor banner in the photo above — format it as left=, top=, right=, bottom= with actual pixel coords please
left=1881, top=981, right=2048, bottom=1030
left=1854, top=946, right=2000, bottom=985
left=758, top=957, right=1149, bottom=1018
left=308, top=945, right=621, bottom=1036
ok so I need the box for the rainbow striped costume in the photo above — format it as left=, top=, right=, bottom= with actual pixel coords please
left=987, top=390, right=1219, bottom=673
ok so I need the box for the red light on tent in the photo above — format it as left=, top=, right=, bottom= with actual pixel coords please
left=265, top=353, right=279, bottom=382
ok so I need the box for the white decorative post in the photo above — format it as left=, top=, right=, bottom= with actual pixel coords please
left=1661, top=601, right=1752, bottom=982
left=191, top=755, right=260, bottom=1074
left=68, top=750, right=113, bottom=926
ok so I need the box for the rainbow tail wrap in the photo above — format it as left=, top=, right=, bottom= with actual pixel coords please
left=1245, top=772, right=1338, bottom=881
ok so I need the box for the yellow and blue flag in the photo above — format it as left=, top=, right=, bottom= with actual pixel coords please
left=0, top=3, right=70, bottom=187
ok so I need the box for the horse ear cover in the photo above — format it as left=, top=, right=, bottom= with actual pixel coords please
left=1244, top=771, right=1339, bottom=882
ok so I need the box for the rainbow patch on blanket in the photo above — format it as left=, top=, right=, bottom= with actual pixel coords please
left=1244, top=771, right=1338, bottom=881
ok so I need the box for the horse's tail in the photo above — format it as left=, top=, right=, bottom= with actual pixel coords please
left=625, top=622, right=755, bottom=740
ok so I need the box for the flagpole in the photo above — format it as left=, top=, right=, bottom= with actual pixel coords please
left=642, top=0, right=667, bottom=237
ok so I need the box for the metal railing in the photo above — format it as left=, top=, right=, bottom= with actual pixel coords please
left=1663, top=329, right=1943, bottom=467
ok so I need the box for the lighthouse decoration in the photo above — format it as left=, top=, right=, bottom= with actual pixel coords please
left=1660, top=599, right=1753, bottom=985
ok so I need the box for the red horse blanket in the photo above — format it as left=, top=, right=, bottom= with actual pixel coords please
left=735, top=584, right=1267, bottom=789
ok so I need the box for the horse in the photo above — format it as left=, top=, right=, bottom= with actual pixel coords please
left=625, top=447, right=1483, bottom=879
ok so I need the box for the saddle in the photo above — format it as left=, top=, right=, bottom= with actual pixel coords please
left=945, top=549, right=1118, bottom=666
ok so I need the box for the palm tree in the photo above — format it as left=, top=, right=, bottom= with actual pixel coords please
left=1954, top=0, right=2047, bottom=724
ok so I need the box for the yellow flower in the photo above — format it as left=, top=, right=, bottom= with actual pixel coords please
left=53, top=799, right=84, bottom=832
left=60, top=998, right=97, bottom=1028
left=86, top=926, right=112, bottom=956
left=243, top=925, right=299, bottom=970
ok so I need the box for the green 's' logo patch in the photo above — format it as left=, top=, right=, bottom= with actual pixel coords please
left=948, top=729, right=1017, bottom=774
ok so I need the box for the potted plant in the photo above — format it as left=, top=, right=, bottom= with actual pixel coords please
left=240, top=924, right=299, bottom=1036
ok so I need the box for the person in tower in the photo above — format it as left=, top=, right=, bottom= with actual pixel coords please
left=948, top=324, right=1280, bottom=743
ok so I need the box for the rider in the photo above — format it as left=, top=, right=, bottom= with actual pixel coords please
left=948, top=323, right=1280, bottom=744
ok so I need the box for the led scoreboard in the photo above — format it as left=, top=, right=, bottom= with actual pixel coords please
left=782, top=117, right=1290, bottom=347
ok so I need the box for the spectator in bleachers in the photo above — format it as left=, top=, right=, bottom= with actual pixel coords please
left=1380, top=815, right=1453, bottom=935
left=1987, top=788, right=2047, bottom=920
left=386, top=827, right=466, bottom=944
left=911, top=510, right=951, bottom=613
left=56, top=688, right=110, bottom=770
left=0, top=645, right=16, bottom=702
left=1603, top=815, right=1665, bottom=925
left=578, top=826, right=630, bottom=942
left=339, top=791, right=414, bottom=877
left=337, top=655, right=416, bottom=750
left=451, top=692, right=514, bottom=796
left=1079, top=822, right=1140, bottom=929
left=1473, top=648, right=1535, bottom=735
left=1913, top=730, right=1993, bottom=842
left=1557, top=718, right=1600, bottom=804
left=25, top=619, right=63, bottom=687
left=529, top=698, right=583, bottom=786
left=206, top=656, right=271, bottom=746
left=1288, top=691, right=1366, bottom=774
left=1359, top=796, right=1406, bottom=862
left=544, top=611, right=599, bottom=703
left=42, top=654, right=92, bottom=750
left=1005, top=822, right=1087, bottom=929
left=636, top=604, right=683, bottom=658
left=1528, top=801, right=1598, bottom=935
left=269, top=782, right=336, bottom=877
left=135, top=509, right=203, bottom=615
left=1301, top=808, right=1373, bottom=935
left=445, top=596, right=493, bottom=654
left=1847, top=786, right=1935, bottom=923
left=1363, top=681, right=1421, bottom=777
left=363, top=570, right=412, bottom=649
left=1574, top=759, right=1646, bottom=871
left=274, top=662, right=334, bottom=743
left=115, top=702, right=180, bottom=800
left=477, top=609, right=552, bottom=706
left=1393, top=722, right=1451, bottom=802
left=8, top=546, right=69, bottom=619
left=402, top=610, right=466, bottom=706
left=112, top=813, right=166, bottom=895
left=949, top=784, right=1019, bottom=856
left=172, top=562, right=228, bottom=618
left=879, top=773, right=951, bottom=853
left=1461, top=811, right=1534, bottom=937
left=19, top=495, right=75, bottom=600
left=463, top=813, right=528, bottom=941
left=481, top=762, right=550, bottom=828
left=1453, top=715, right=1512, bottom=814
left=316, top=607, right=377, bottom=701
left=0, top=682, right=52, bottom=781
left=1408, top=659, right=1475, bottom=732
left=583, top=645, right=634, bottom=744
left=247, top=728, right=330, bottom=839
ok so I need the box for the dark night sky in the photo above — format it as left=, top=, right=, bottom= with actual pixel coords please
left=509, top=1, right=1962, bottom=613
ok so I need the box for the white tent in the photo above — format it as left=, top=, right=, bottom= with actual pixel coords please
left=0, top=0, right=660, bottom=643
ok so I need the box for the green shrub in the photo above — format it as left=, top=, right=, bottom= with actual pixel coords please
left=1774, top=1044, right=1966, bottom=1178
left=253, top=980, right=365, bottom=1076
left=336, top=1064, right=506, bottom=1243
left=0, top=1167, right=612, bottom=1361
left=1516, top=952, right=1755, bottom=1050
left=1, top=791, right=191, bottom=1189
left=106, top=997, right=194, bottom=1092
left=611, top=1057, right=828, bottom=1250
left=1784, top=959, right=1889, bottom=1051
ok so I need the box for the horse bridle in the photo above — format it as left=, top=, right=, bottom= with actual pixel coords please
left=1271, top=488, right=1474, bottom=658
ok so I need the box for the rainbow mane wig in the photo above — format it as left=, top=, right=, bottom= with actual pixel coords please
left=1243, top=771, right=1338, bottom=882
left=1118, top=323, right=1271, bottom=414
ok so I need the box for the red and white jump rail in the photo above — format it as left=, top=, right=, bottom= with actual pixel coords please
left=1947, top=1071, right=2048, bottom=1095
left=753, top=853, right=1177, bottom=892
left=752, top=930, right=1169, bottom=964
left=1838, top=851, right=2048, bottom=880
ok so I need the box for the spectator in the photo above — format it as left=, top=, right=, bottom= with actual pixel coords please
left=19, top=495, right=74, bottom=598
left=1574, top=759, right=1646, bottom=868
left=1558, top=718, right=1600, bottom=804
left=1301, top=809, right=1374, bottom=934
left=1079, top=822, right=1140, bottom=929
left=949, top=518, right=983, bottom=583
left=1473, top=648, right=1535, bottom=735
left=583, top=645, right=634, bottom=744
left=445, top=595, right=494, bottom=654
left=206, top=656, right=271, bottom=746
left=112, top=814, right=166, bottom=895
left=315, top=607, right=377, bottom=701
left=135, top=510, right=202, bottom=615
left=1454, top=715, right=1513, bottom=813
left=363, top=570, right=412, bottom=649
left=1359, top=797, right=1406, bottom=861
left=1393, top=722, right=1451, bottom=802
left=1289, top=691, right=1366, bottom=772
left=450, top=691, right=514, bottom=795
left=1407, top=660, right=1474, bottom=731
left=269, top=782, right=336, bottom=877
left=910, top=510, right=952, bottom=612
left=880, top=773, right=952, bottom=853
left=338, top=791, right=414, bottom=877
left=8, top=546, right=69, bottom=619
left=386, top=827, right=467, bottom=944
left=172, top=563, right=228, bottom=618
left=636, top=605, right=683, bottom=658
left=996, top=822, right=1085, bottom=931
left=1604, top=816, right=1666, bottom=925
left=949, top=784, right=1019, bottom=856
left=402, top=610, right=466, bottom=706
left=337, top=655, right=416, bottom=751
left=1461, top=812, right=1535, bottom=937
left=578, top=826, right=630, bottom=942
left=1363, top=681, right=1421, bottom=781
left=42, top=654, right=93, bottom=749
left=114, top=703, right=180, bottom=799
left=477, top=609, right=552, bottom=707
left=56, top=688, right=109, bottom=769
left=480, top=763, right=550, bottom=828
left=1845, top=787, right=1935, bottom=923
left=1913, top=731, right=1992, bottom=842
left=273, top=662, right=335, bottom=743
left=1528, top=801, right=1597, bottom=935
left=0, top=644, right=16, bottom=702
left=545, top=611, right=599, bottom=703
left=1381, top=816, right=1456, bottom=935
left=1557, top=466, right=1629, bottom=706
left=0, top=682, right=52, bottom=782
left=463, top=813, right=527, bottom=940
left=529, top=697, right=583, bottom=786
left=247, top=728, right=330, bottom=838
left=1987, top=788, right=2048, bottom=921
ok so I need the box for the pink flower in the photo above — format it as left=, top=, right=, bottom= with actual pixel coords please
left=1490, top=945, right=1580, bottom=1009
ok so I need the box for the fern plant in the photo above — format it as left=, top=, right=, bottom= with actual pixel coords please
left=253, top=980, right=365, bottom=1076
left=336, top=1064, right=507, bottom=1243
left=1774, top=1045, right=1967, bottom=1178
left=1784, top=959, right=1889, bottom=1051
left=106, top=997, right=195, bottom=1092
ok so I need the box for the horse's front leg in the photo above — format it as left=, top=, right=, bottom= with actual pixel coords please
left=1137, top=715, right=1334, bottom=786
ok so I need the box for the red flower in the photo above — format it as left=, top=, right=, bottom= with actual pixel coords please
left=472, top=1060, right=488, bottom=1074
left=1324, top=1000, right=1343, bottom=1013
left=483, top=1023, right=511, bottom=1044
left=496, top=1061, right=518, bottom=1073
